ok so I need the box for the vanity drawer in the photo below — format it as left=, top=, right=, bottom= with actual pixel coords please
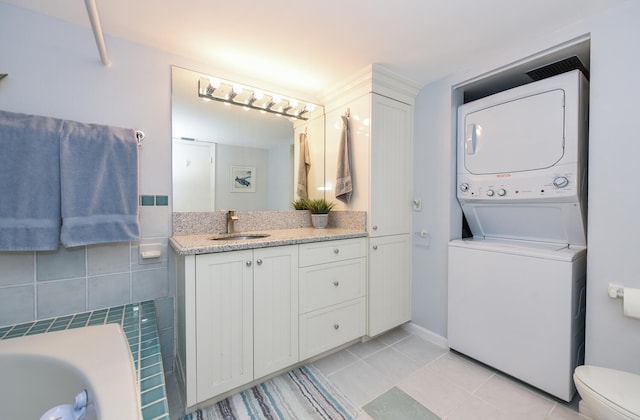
left=299, top=298, right=365, bottom=360
left=298, top=238, right=366, bottom=267
left=299, top=258, right=366, bottom=313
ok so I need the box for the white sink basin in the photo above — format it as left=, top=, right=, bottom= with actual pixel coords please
left=0, top=323, right=141, bottom=419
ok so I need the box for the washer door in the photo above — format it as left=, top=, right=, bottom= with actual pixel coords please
left=462, top=89, right=565, bottom=175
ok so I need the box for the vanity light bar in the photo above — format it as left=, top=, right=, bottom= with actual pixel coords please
left=198, top=78, right=313, bottom=121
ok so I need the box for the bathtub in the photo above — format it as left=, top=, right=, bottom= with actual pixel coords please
left=0, top=323, right=141, bottom=419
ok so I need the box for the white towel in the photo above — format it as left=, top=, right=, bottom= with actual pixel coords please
left=335, top=115, right=352, bottom=203
left=296, top=132, right=311, bottom=199
left=59, top=120, right=140, bottom=247
left=0, top=110, right=63, bottom=251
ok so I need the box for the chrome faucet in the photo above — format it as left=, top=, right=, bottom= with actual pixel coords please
left=227, top=210, right=238, bottom=234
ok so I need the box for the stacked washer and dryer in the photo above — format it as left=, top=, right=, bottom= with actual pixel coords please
left=448, top=69, right=589, bottom=402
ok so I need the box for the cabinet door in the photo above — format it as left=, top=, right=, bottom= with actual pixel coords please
left=253, top=245, right=299, bottom=379
left=370, top=94, right=413, bottom=236
left=368, top=234, right=412, bottom=336
left=195, top=251, right=253, bottom=401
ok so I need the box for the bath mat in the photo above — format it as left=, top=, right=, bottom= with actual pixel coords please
left=180, top=365, right=359, bottom=420
left=364, top=387, right=440, bottom=420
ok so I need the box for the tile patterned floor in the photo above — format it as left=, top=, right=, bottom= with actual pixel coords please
left=166, top=326, right=590, bottom=420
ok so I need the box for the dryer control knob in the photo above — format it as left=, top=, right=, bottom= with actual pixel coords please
left=498, top=189, right=506, bottom=196
left=486, top=189, right=495, bottom=197
left=553, top=176, right=569, bottom=188
left=459, top=183, right=469, bottom=192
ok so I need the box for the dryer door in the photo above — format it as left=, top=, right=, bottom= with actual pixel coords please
left=462, top=89, right=565, bottom=175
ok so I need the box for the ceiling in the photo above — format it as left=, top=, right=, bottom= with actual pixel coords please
left=1, top=0, right=627, bottom=98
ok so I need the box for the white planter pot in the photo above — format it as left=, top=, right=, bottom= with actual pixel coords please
left=311, top=214, right=329, bottom=229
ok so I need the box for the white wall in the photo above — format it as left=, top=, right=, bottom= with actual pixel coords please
left=582, top=2, right=640, bottom=372
left=412, top=0, right=640, bottom=373
left=0, top=3, right=179, bottom=369
left=215, top=144, right=270, bottom=211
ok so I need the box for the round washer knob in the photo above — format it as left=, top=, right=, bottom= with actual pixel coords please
left=553, top=176, right=569, bottom=188
left=498, top=188, right=506, bottom=196
left=486, top=189, right=495, bottom=197
left=459, top=183, right=469, bottom=192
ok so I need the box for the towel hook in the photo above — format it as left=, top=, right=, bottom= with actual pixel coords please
left=135, top=130, right=145, bottom=146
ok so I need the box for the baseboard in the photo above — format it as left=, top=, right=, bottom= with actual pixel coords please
left=401, top=322, right=449, bottom=349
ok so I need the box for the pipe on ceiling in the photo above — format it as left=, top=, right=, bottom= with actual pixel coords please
left=84, top=0, right=111, bottom=67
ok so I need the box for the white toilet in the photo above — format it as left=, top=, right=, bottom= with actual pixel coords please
left=574, top=365, right=640, bottom=419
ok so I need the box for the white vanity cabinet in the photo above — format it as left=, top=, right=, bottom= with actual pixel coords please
left=253, top=246, right=299, bottom=379
left=176, top=245, right=298, bottom=407
left=298, top=238, right=367, bottom=359
left=193, top=250, right=253, bottom=403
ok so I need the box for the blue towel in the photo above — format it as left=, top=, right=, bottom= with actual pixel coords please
left=59, top=120, right=139, bottom=247
left=0, top=110, right=63, bottom=251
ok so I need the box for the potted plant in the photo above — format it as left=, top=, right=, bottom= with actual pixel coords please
left=290, top=198, right=311, bottom=210
left=306, top=198, right=336, bottom=229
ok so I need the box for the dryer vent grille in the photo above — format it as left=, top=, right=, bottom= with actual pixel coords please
left=526, top=56, right=589, bottom=81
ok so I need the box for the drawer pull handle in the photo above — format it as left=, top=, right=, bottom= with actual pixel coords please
left=246, top=260, right=252, bottom=267
left=333, top=324, right=340, bottom=330
left=372, top=245, right=378, bottom=250
left=256, top=259, right=263, bottom=265
left=333, top=281, right=339, bottom=287
left=333, top=248, right=339, bottom=254
left=372, top=225, right=378, bottom=230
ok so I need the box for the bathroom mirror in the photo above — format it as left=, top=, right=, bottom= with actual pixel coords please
left=171, top=66, right=325, bottom=212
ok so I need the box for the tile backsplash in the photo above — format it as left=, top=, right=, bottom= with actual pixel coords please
left=172, top=210, right=367, bottom=235
left=0, top=203, right=174, bottom=372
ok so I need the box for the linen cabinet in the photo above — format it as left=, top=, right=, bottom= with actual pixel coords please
left=367, top=93, right=414, bottom=336
left=324, top=65, right=419, bottom=337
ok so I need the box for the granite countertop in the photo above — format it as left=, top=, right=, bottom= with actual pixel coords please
left=170, top=227, right=368, bottom=255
